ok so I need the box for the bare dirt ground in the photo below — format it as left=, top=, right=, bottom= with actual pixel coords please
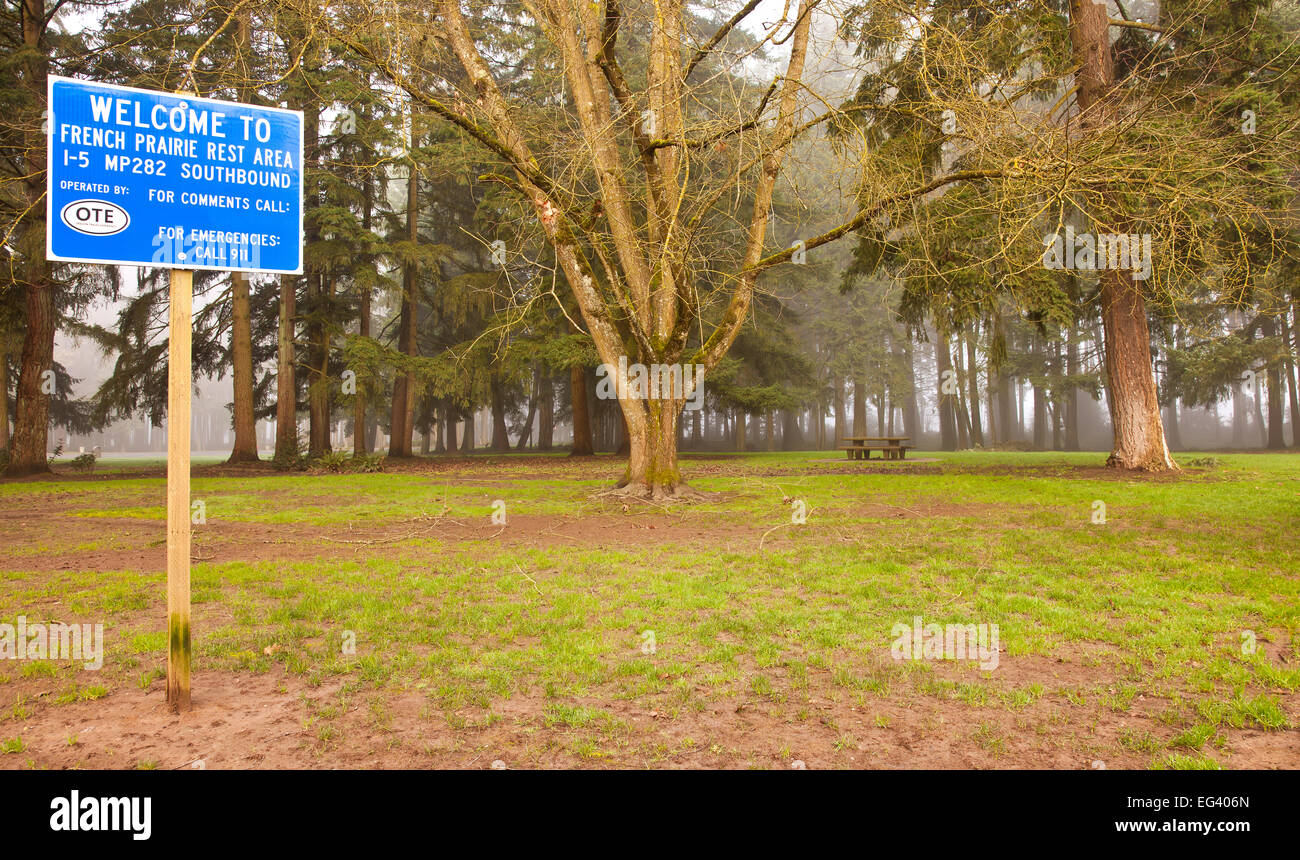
left=10, top=660, right=1296, bottom=770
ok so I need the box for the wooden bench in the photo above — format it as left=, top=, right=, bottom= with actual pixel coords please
left=840, top=436, right=913, bottom=461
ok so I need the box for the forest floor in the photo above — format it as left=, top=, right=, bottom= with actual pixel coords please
left=0, top=449, right=1296, bottom=770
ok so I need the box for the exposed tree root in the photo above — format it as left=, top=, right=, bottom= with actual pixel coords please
left=597, top=480, right=710, bottom=504
left=1105, top=452, right=1180, bottom=472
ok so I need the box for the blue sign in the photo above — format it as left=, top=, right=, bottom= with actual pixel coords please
left=46, top=76, right=303, bottom=274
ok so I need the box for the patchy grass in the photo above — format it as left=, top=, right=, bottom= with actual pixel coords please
left=1, top=450, right=1296, bottom=769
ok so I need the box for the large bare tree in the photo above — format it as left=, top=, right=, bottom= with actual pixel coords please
left=331, top=0, right=999, bottom=496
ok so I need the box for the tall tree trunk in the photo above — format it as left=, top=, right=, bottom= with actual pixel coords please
left=0, top=342, right=9, bottom=451
left=4, top=0, right=52, bottom=477
left=538, top=373, right=555, bottom=451
left=900, top=341, right=919, bottom=444
left=1262, top=316, right=1285, bottom=450
left=515, top=367, right=539, bottom=450
left=1282, top=307, right=1300, bottom=448
left=963, top=330, right=984, bottom=446
left=459, top=409, right=475, bottom=452
left=273, top=274, right=299, bottom=462
left=353, top=159, right=375, bottom=456
left=936, top=332, right=957, bottom=451
left=779, top=409, right=795, bottom=450
left=353, top=280, right=371, bottom=455
left=570, top=365, right=594, bottom=455
left=227, top=11, right=259, bottom=464
left=852, top=378, right=866, bottom=436
left=1064, top=324, right=1081, bottom=450
left=833, top=379, right=846, bottom=446
left=441, top=405, right=456, bottom=453
left=953, top=339, right=971, bottom=448
left=227, top=273, right=259, bottom=462
left=1070, top=0, right=1175, bottom=470
left=307, top=274, right=332, bottom=458
left=490, top=374, right=511, bottom=452
left=389, top=157, right=419, bottom=457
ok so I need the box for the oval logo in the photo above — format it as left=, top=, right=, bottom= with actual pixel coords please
left=60, top=199, right=129, bottom=236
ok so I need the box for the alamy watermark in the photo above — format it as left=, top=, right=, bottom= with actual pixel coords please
left=1043, top=227, right=1152, bottom=281
left=0, top=616, right=103, bottom=670
left=891, top=616, right=1000, bottom=670
left=595, top=357, right=705, bottom=411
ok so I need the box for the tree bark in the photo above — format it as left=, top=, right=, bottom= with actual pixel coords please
left=1282, top=305, right=1300, bottom=447
left=781, top=409, right=802, bottom=450
left=1070, top=0, right=1175, bottom=470
left=1262, top=316, right=1285, bottom=450
left=964, top=329, right=984, bottom=447
left=227, top=10, right=259, bottom=464
left=227, top=273, right=259, bottom=461
left=490, top=374, right=511, bottom=452
left=273, top=275, right=298, bottom=462
left=569, top=365, right=594, bottom=455
left=389, top=156, right=419, bottom=457
left=936, top=331, right=957, bottom=451
left=852, top=378, right=867, bottom=437
left=0, top=341, right=9, bottom=451
left=833, top=379, right=846, bottom=447
left=5, top=0, right=52, bottom=477
left=537, top=373, right=554, bottom=451
left=1064, top=324, right=1080, bottom=450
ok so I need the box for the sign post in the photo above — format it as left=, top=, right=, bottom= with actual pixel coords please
left=46, top=76, right=303, bottom=712
left=166, top=266, right=192, bottom=711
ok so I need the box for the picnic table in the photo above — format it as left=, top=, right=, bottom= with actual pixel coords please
left=840, top=435, right=912, bottom=460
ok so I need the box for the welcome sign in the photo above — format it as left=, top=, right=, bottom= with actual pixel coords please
left=46, top=76, right=303, bottom=273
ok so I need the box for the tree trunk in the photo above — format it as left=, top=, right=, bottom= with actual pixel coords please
left=460, top=409, right=475, bottom=452
left=569, top=365, right=594, bottom=455
left=936, top=331, right=957, bottom=451
left=353, top=159, right=375, bottom=456
left=901, top=342, right=919, bottom=445
left=389, top=158, right=419, bottom=457
left=307, top=274, right=332, bottom=458
left=1070, top=0, right=1175, bottom=470
left=1262, top=316, right=1285, bottom=450
left=1064, top=325, right=1080, bottom=450
left=617, top=400, right=683, bottom=498
left=4, top=0, right=52, bottom=477
left=273, top=274, right=299, bottom=462
left=852, top=378, right=866, bottom=436
left=1283, top=318, right=1299, bottom=448
left=515, top=367, right=539, bottom=450
left=964, top=330, right=984, bottom=447
left=353, top=281, right=371, bottom=455
left=538, top=373, right=554, bottom=451
left=227, top=14, right=259, bottom=464
left=781, top=409, right=802, bottom=450
left=833, top=379, right=846, bottom=447
left=491, top=374, right=511, bottom=452
left=441, top=406, right=456, bottom=453
left=0, top=342, right=9, bottom=451
left=227, top=273, right=259, bottom=462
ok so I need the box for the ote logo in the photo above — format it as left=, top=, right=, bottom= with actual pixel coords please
left=60, top=199, right=129, bottom=236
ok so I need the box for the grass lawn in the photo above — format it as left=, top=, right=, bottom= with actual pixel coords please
left=0, top=450, right=1296, bottom=769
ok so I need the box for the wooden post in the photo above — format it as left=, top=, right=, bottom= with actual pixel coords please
left=166, top=267, right=193, bottom=711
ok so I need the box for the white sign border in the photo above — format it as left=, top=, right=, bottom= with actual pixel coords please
left=45, top=74, right=305, bottom=275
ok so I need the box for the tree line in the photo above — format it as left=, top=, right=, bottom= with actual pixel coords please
left=2, top=0, right=1298, bottom=492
